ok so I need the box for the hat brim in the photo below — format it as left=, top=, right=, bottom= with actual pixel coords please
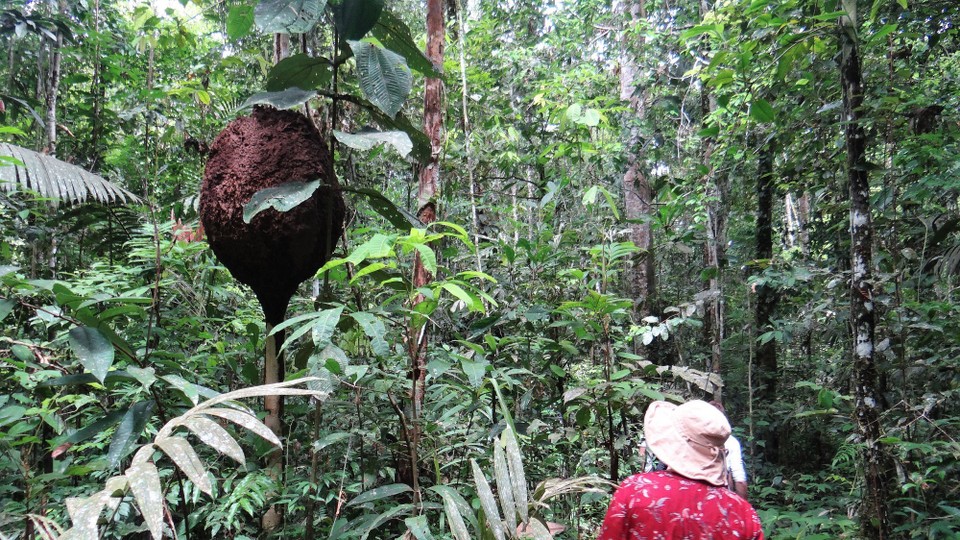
left=644, top=401, right=728, bottom=486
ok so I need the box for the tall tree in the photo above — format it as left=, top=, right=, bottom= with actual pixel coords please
left=617, top=0, right=656, bottom=348
left=755, top=136, right=777, bottom=402
left=406, top=0, right=445, bottom=504
left=839, top=1, right=891, bottom=537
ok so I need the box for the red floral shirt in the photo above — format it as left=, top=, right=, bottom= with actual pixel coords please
left=598, top=471, right=764, bottom=540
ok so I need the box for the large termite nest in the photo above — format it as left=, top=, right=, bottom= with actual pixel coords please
left=200, top=106, right=345, bottom=325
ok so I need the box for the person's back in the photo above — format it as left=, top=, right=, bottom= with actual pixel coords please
left=598, top=470, right=763, bottom=539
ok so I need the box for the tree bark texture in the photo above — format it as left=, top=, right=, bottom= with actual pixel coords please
left=406, top=0, right=444, bottom=504
left=700, top=0, right=725, bottom=385
left=617, top=0, right=656, bottom=334
left=840, top=2, right=891, bottom=537
left=44, top=0, right=65, bottom=156
left=755, top=137, right=778, bottom=402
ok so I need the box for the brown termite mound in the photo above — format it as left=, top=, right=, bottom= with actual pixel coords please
left=200, top=106, right=345, bottom=325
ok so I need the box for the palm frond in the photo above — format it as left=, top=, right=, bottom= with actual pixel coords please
left=0, top=143, right=140, bottom=205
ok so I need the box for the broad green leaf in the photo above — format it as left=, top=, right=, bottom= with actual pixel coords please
left=493, top=443, right=517, bottom=530
left=749, top=99, right=775, bottom=123
left=333, top=0, right=384, bottom=40
left=0, top=405, right=26, bottom=427
left=349, top=312, right=390, bottom=356
left=239, top=87, right=318, bottom=111
left=182, top=416, right=246, bottom=464
left=156, top=436, right=212, bottom=496
left=68, top=327, right=114, bottom=383
left=314, top=431, right=352, bottom=451
left=254, top=0, right=326, bottom=34
left=442, top=282, right=482, bottom=312
left=0, top=298, right=13, bottom=322
left=414, top=244, right=437, bottom=276
left=347, top=483, right=412, bottom=506
left=63, top=409, right=125, bottom=445
left=243, top=179, right=322, bottom=223
left=267, top=54, right=333, bottom=92
left=107, top=400, right=155, bottom=469
left=66, top=492, right=118, bottom=538
left=581, top=108, right=601, bottom=127
left=460, top=357, right=488, bottom=388
left=404, top=515, right=435, bottom=540
left=342, top=186, right=423, bottom=230
left=349, top=39, right=412, bottom=119
left=40, top=370, right=137, bottom=388
left=680, top=23, right=721, bottom=41
left=126, top=458, right=163, bottom=540
left=502, top=427, right=529, bottom=523
left=471, top=459, right=505, bottom=540
left=334, top=130, right=412, bottom=157
left=312, top=306, right=344, bottom=349
left=371, top=10, right=440, bottom=76
left=201, top=408, right=281, bottom=447
left=306, top=344, right=350, bottom=396
left=226, top=5, right=255, bottom=39
left=359, top=504, right=414, bottom=540
left=359, top=104, right=431, bottom=161
left=436, top=487, right=471, bottom=540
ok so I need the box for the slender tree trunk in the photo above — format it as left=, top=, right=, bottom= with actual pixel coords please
left=699, top=0, right=724, bottom=387
left=617, top=0, right=657, bottom=355
left=44, top=0, right=65, bottom=155
left=260, top=33, right=292, bottom=533
left=840, top=2, right=891, bottom=537
left=406, top=0, right=444, bottom=507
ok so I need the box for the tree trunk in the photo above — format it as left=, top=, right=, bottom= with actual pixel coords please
left=260, top=32, right=292, bottom=533
left=840, top=2, right=891, bottom=537
left=44, top=0, right=66, bottom=155
left=617, top=0, right=657, bottom=354
left=406, top=0, right=444, bottom=506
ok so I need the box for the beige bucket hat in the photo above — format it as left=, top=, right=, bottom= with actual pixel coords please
left=644, top=400, right=731, bottom=486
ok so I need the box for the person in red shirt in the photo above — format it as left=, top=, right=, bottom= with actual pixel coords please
left=597, top=400, right=764, bottom=539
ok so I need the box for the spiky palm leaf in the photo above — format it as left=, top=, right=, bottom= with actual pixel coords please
left=0, top=143, right=139, bottom=205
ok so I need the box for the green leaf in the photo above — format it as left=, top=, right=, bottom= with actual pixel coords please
left=68, top=327, right=115, bottom=384
left=347, top=483, right=412, bottom=506
left=333, top=0, right=384, bottom=40
left=202, top=408, right=281, bottom=447
left=342, top=186, right=423, bottom=231
left=442, top=282, right=482, bottom=312
left=471, top=459, right=506, bottom=540
left=501, top=427, right=529, bottom=523
left=156, top=435, right=212, bottom=496
left=243, top=179, right=321, bottom=224
left=414, top=244, right=437, bottom=276
left=334, top=130, right=412, bottom=157
left=312, top=305, right=345, bottom=349
left=404, top=515, right=436, bottom=540
left=867, top=23, right=898, bottom=45
left=359, top=105, right=431, bottom=161
left=314, top=431, right=352, bottom=451
left=254, top=0, right=326, bottom=34
left=63, top=409, right=125, bottom=445
left=266, top=54, right=333, bottom=92
left=108, top=400, right=156, bottom=469
left=349, top=39, right=412, bottom=119
left=434, top=487, right=472, bottom=540
left=493, top=443, right=517, bottom=530
left=126, top=458, right=163, bottom=540
left=349, top=312, right=390, bottom=356
left=0, top=298, right=13, bottom=322
left=0, top=404, right=26, bottom=427
left=226, top=5, right=255, bottom=39
left=371, top=10, right=440, bottom=76
left=182, top=416, right=246, bottom=464
left=460, top=357, right=488, bottom=388
left=239, top=87, right=318, bottom=111
left=749, top=98, right=776, bottom=123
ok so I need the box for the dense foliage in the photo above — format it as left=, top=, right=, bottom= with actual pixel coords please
left=0, top=0, right=958, bottom=538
